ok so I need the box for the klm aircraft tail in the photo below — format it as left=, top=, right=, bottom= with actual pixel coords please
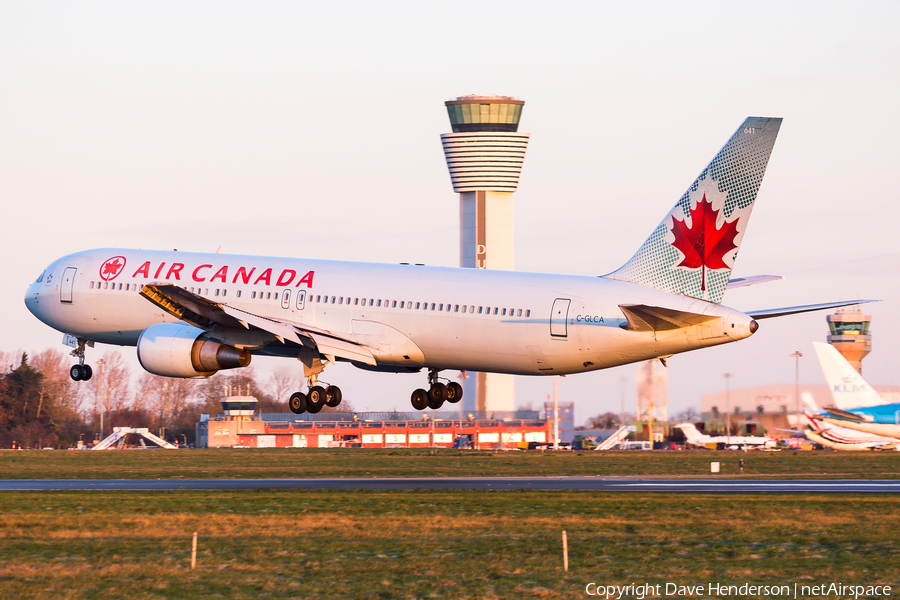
left=609, top=117, right=782, bottom=304
left=812, top=342, right=884, bottom=409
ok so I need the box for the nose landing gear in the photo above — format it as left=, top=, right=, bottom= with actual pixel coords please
left=410, top=370, right=463, bottom=410
left=68, top=338, right=93, bottom=381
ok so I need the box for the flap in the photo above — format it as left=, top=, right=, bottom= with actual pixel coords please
left=618, top=304, right=720, bottom=332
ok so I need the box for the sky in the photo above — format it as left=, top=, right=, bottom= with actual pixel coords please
left=1, top=1, right=898, bottom=423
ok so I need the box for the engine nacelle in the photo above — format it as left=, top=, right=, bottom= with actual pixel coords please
left=137, top=323, right=251, bottom=378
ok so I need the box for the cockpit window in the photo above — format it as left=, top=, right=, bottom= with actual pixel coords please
left=36, top=270, right=45, bottom=283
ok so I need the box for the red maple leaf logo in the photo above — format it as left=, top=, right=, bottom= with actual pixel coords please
left=670, top=194, right=739, bottom=291
left=99, top=256, right=126, bottom=281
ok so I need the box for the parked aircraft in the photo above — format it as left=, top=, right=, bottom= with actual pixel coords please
left=812, top=342, right=900, bottom=438
left=802, top=411, right=899, bottom=451
left=676, top=423, right=774, bottom=449
left=24, top=117, right=873, bottom=413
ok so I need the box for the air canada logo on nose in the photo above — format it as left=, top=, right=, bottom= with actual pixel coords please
left=100, top=256, right=127, bottom=281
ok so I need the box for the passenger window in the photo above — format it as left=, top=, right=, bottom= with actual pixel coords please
left=339, top=297, right=343, bottom=305
left=330, top=296, right=335, bottom=303
left=393, top=301, right=397, bottom=308
left=215, top=289, right=220, bottom=297
left=104, top=282, right=108, bottom=289
left=361, top=298, right=366, bottom=305
left=205, top=289, right=209, bottom=295
left=408, top=301, right=412, bottom=309
left=493, top=307, right=498, bottom=315
left=526, top=309, right=531, bottom=317
left=222, top=290, right=227, bottom=297
left=430, top=303, right=436, bottom=310
left=383, top=299, right=388, bottom=306
left=355, top=298, right=359, bottom=305
left=454, top=305, right=459, bottom=312
left=478, top=306, right=483, bottom=314
left=399, top=301, right=404, bottom=308
left=517, top=309, right=522, bottom=317
left=316, top=295, right=321, bottom=302
left=502, top=308, right=507, bottom=316
left=237, top=290, right=242, bottom=298
left=470, top=305, right=474, bottom=313
left=416, top=302, right=421, bottom=309
left=369, top=299, right=374, bottom=306
left=266, top=292, right=271, bottom=299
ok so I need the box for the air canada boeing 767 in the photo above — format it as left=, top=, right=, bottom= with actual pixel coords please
left=24, top=117, right=874, bottom=413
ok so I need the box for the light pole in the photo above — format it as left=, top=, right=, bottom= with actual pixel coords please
left=553, top=378, right=560, bottom=450
left=790, top=351, right=803, bottom=428
left=724, top=373, right=733, bottom=446
left=95, top=358, right=106, bottom=438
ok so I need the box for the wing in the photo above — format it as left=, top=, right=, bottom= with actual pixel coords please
left=140, top=284, right=377, bottom=365
left=746, top=299, right=878, bottom=320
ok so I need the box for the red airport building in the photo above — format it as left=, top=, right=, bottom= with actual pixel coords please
left=197, top=396, right=550, bottom=450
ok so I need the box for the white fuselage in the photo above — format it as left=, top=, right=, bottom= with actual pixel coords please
left=25, top=248, right=756, bottom=376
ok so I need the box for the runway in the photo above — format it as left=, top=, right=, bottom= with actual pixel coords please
left=1, top=477, right=898, bottom=493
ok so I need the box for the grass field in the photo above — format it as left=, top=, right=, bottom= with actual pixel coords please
left=1, top=447, right=899, bottom=480
left=3, top=450, right=898, bottom=598
left=1, top=489, right=897, bottom=599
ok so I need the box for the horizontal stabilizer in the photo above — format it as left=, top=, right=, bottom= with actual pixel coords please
left=822, top=406, right=865, bottom=422
left=747, top=299, right=878, bottom=320
left=618, top=304, right=719, bottom=332
left=726, top=275, right=783, bottom=289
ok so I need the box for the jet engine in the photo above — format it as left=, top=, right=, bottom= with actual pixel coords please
left=137, top=323, right=251, bottom=378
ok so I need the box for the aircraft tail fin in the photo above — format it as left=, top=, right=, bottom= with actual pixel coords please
left=812, top=342, right=883, bottom=409
left=801, top=392, right=819, bottom=411
left=675, top=423, right=704, bottom=444
left=608, top=117, right=782, bottom=304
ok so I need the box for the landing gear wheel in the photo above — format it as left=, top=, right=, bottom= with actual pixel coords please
left=325, top=386, right=342, bottom=407
left=427, top=383, right=447, bottom=410
left=446, top=382, right=463, bottom=403
left=307, top=385, right=327, bottom=414
left=411, top=388, right=428, bottom=411
left=70, top=365, right=83, bottom=381
left=81, top=365, right=93, bottom=381
left=289, top=392, right=308, bottom=414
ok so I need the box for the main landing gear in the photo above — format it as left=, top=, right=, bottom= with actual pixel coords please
left=69, top=338, right=93, bottom=381
left=288, top=357, right=343, bottom=415
left=289, top=384, right=342, bottom=415
left=410, top=369, right=462, bottom=411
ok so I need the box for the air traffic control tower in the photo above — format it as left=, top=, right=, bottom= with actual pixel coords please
left=827, top=307, right=873, bottom=374
left=441, top=95, right=529, bottom=412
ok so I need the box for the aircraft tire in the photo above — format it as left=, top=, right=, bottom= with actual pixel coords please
left=69, top=365, right=83, bottom=381
left=289, top=392, right=307, bottom=414
left=446, top=382, right=462, bottom=403
left=410, top=388, right=428, bottom=410
left=325, top=386, right=342, bottom=407
left=427, top=383, right=447, bottom=409
left=81, top=365, right=93, bottom=381
left=428, top=382, right=447, bottom=404
left=307, top=386, right=327, bottom=413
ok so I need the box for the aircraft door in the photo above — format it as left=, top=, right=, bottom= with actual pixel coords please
left=550, top=298, right=571, bottom=338
left=281, top=289, right=291, bottom=309
left=295, top=290, right=306, bottom=310
left=60, top=267, right=76, bottom=303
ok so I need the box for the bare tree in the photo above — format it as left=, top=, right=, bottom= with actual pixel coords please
left=673, top=407, right=701, bottom=422
left=88, top=351, right=131, bottom=434
left=139, top=372, right=196, bottom=431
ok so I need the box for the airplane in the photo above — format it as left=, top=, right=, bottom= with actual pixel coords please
left=24, top=117, right=875, bottom=415
left=802, top=411, right=899, bottom=451
left=812, top=342, right=900, bottom=438
left=675, top=423, right=774, bottom=449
